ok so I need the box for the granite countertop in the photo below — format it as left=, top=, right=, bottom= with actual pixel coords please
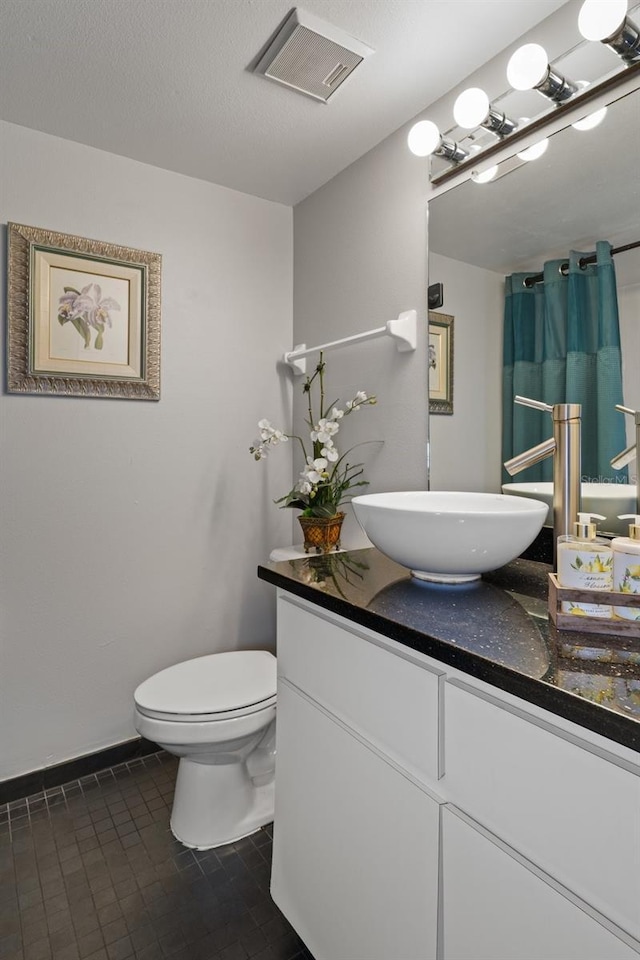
left=258, top=548, right=640, bottom=754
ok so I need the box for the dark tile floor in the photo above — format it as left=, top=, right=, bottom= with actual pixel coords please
left=0, top=753, right=313, bottom=960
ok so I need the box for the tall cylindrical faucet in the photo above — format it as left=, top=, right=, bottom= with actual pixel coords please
left=551, top=403, right=582, bottom=547
left=504, top=396, right=582, bottom=566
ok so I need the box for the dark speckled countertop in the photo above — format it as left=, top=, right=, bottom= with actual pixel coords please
left=258, top=548, right=640, bottom=754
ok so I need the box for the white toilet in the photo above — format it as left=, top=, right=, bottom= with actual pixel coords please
left=133, top=650, right=276, bottom=850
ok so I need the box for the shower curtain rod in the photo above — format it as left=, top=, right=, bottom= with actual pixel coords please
left=523, top=239, right=640, bottom=287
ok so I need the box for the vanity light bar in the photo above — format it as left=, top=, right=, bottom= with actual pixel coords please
left=429, top=56, right=640, bottom=186
left=407, top=0, right=640, bottom=175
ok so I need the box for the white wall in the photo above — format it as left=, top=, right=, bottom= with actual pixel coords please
left=429, top=254, right=504, bottom=492
left=0, top=121, right=293, bottom=780
left=291, top=5, right=581, bottom=533
left=293, top=119, right=430, bottom=547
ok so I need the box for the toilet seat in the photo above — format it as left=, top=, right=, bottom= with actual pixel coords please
left=134, top=650, right=276, bottom=723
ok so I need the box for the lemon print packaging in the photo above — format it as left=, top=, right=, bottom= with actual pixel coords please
left=611, top=514, right=640, bottom=621
left=557, top=513, right=613, bottom=618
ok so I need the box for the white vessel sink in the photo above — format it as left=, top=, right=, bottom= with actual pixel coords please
left=352, top=491, right=547, bottom=583
left=501, top=482, right=637, bottom=536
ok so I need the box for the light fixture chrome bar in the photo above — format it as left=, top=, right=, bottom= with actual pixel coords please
left=604, top=17, right=640, bottom=62
left=536, top=66, right=579, bottom=102
left=483, top=108, right=518, bottom=136
left=436, top=139, right=468, bottom=162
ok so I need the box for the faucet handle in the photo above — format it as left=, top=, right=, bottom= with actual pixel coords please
left=611, top=443, right=637, bottom=471
left=616, top=404, right=640, bottom=420
left=515, top=395, right=553, bottom=413
left=611, top=405, right=640, bottom=470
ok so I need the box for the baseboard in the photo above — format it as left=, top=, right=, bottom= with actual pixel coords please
left=0, top=736, right=161, bottom=804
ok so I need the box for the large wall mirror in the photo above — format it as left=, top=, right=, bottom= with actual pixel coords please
left=428, top=79, right=640, bottom=534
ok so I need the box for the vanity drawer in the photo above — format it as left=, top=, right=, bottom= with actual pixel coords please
left=277, top=595, right=442, bottom=782
left=442, top=805, right=640, bottom=960
left=444, top=679, right=640, bottom=939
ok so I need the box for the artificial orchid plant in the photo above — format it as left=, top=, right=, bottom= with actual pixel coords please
left=250, top=354, right=377, bottom=518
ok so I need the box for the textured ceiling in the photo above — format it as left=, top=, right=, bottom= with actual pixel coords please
left=0, top=0, right=568, bottom=205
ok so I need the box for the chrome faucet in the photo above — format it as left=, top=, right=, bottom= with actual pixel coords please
left=504, top=396, right=582, bottom=564
left=611, top=404, right=640, bottom=514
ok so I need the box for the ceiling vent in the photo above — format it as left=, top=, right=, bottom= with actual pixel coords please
left=254, top=8, right=374, bottom=103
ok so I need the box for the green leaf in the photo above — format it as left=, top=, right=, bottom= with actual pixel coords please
left=311, top=504, right=340, bottom=518
left=63, top=286, right=81, bottom=294
left=70, top=316, right=91, bottom=348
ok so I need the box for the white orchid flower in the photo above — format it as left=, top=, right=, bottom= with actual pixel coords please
left=331, top=407, right=344, bottom=420
left=301, top=457, right=328, bottom=484
left=258, top=420, right=288, bottom=445
left=346, top=389, right=374, bottom=412
left=322, top=446, right=339, bottom=462
left=311, top=418, right=340, bottom=443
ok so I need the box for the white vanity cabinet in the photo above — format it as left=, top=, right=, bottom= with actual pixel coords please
left=444, top=678, right=640, bottom=941
left=271, top=595, right=444, bottom=960
left=270, top=590, right=640, bottom=960
left=442, top=806, right=640, bottom=960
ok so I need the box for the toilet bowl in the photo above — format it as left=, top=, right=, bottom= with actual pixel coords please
left=133, top=650, right=276, bottom=850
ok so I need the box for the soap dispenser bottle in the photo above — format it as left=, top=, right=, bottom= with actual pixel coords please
left=557, top=513, right=613, bottom=618
left=611, top=515, right=640, bottom=621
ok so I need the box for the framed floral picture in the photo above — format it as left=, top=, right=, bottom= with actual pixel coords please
left=428, top=311, right=454, bottom=415
left=7, top=223, right=161, bottom=399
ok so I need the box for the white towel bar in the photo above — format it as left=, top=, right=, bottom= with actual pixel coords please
left=283, top=309, right=417, bottom=375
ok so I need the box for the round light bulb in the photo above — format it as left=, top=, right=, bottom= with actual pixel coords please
left=453, top=87, right=490, bottom=129
left=578, top=0, right=627, bottom=41
left=571, top=82, right=608, bottom=130
left=471, top=165, right=499, bottom=184
left=573, top=106, right=608, bottom=130
left=517, top=138, right=549, bottom=162
left=507, top=43, right=549, bottom=90
left=407, top=120, right=441, bottom=157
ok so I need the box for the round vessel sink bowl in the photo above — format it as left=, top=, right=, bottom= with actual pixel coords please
left=352, top=491, right=547, bottom=583
left=501, top=482, right=637, bottom=536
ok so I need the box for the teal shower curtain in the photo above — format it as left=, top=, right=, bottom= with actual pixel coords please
left=502, top=240, right=627, bottom=484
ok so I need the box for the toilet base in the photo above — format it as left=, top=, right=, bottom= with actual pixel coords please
left=170, top=756, right=275, bottom=850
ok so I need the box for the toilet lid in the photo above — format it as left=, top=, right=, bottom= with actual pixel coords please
left=134, top=650, right=276, bottom=717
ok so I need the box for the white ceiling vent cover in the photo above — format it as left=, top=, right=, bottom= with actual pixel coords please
left=254, top=9, right=374, bottom=103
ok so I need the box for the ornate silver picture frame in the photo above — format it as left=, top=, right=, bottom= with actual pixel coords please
left=428, top=311, right=454, bottom=415
left=7, top=223, right=161, bottom=400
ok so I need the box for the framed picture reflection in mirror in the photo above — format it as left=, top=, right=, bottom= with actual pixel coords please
left=428, top=311, right=453, bottom=415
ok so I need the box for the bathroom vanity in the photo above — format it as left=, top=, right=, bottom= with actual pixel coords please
left=258, top=549, right=640, bottom=960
